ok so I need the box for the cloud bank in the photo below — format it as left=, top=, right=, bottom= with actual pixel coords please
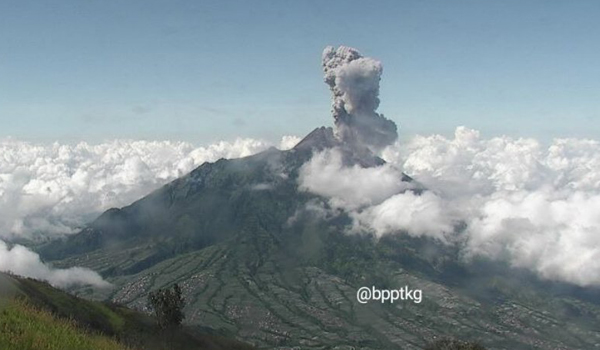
left=0, top=240, right=110, bottom=288
left=300, top=127, right=600, bottom=287
left=0, top=136, right=297, bottom=241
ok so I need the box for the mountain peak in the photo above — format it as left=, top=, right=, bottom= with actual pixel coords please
left=293, top=126, right=339, bottom=152
left=293, top=126, right=385, bottom=168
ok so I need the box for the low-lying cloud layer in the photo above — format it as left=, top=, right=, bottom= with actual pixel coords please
left=0, top=136, right=298, bottom=241
left=2, top=124, right=600, bottom=288
left=0, top=240, right=110, bottom=288
left=0, top=135, right=299, bottom=288
left=300, top=127, right=600, bottom=287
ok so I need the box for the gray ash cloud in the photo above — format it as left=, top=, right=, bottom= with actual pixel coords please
left=322, top=46, right=398, bottom=152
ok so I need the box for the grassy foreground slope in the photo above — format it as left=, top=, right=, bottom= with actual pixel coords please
left=0, top=298, right=128, bottom=350
left=0, top=272, right=254, bottom=350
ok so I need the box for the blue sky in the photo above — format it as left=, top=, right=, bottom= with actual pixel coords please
left=1, top=0, right=599, bottom=144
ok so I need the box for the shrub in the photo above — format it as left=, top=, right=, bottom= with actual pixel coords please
left=147, top=284, right=185, bottom=329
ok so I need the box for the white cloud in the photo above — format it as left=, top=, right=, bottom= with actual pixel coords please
left=0, top=136, right=296, bottom=240
left=300, top=127, right=600, bottom=287
left=5, top=127, right=600, bottom=287
left=299, top=148, right=455, bottom=240
left=279, top=135, right=302, bottom=150
left=465, top=190, right=600, bottom=286
left=353, top=191, right=456, bottom=241
left=0, top=240, right=110, bottom=288
left=388, top=127, right=600, bottom=286
left=299, top=148, right=414, bottom=210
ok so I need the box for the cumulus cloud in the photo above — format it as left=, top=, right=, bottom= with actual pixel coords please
left=322, top=46, right=398, bottom=151
left=300, top=126, right=600, bottom=287
left=0, top=240, right=110, bottom=288
left=0, top=136, right=296, bottom=240
left=384, top=127, right=600, bottom=286
left=353, top=191, right=456, bottom=241
left=299, top=148, right=455, bottom=240
left=279, top=135, right=302, bottom=150
left=299, top=148, right=414, bottom=210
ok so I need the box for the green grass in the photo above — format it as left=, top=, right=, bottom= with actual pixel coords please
left=0, top=298, right=128, bottom=350
left=0, top=273, right=254, bottom=350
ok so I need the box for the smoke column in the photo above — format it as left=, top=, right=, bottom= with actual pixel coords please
left=322, top=46, right=398, bottom=152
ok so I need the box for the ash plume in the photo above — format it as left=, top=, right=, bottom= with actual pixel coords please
left=322, top=46, right=398, bottom=152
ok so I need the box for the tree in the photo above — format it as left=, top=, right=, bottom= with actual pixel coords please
left=148, top=283, right=185, bottom=329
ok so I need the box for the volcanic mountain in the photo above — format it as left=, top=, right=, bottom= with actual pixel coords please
left=38, top=46, right=600, bottom=349
left=39, top=126, right=600, bottom=349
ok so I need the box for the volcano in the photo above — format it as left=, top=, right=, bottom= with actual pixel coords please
left=39, top=127, right=600, bottom=349
left=38, top=47, right=600, bottom=349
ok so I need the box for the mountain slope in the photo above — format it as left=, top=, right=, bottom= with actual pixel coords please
left=39, top=128, right=600, bottom=349
left=1, top=299, right=126, bottom=350
left=0, top=272, right=253, bottom=350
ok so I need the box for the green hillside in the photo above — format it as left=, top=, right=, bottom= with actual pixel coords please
left=0, top=272, right=253, bottom=350
left=0, top=298, right=128, bottom=350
